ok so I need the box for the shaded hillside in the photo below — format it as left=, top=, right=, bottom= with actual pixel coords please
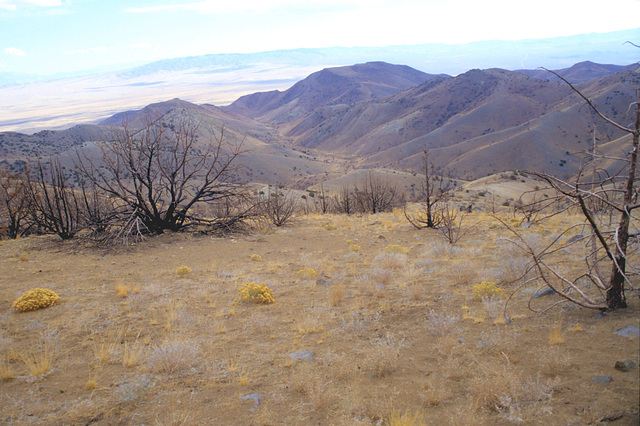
left=225, top=62, right=442, bottom=124
left=516, top=61, right=637, bottom=83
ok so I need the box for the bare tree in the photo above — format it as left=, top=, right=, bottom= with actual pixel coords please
left=258, top=186, right=297, bottom=227
left=405, top=150, right=453, bottom=229
left=333, top=183, right=355, bottom=215
left=317, top=181, right=330, bottom=214
left=354, top=172, right=398, bottom=214
left=438, top=202, right=468, bottom=245
left=0, top=170, right=31, bottom=239
left=505, top=67, right=639, bottom=311
left=78, top=183, right=120, bottom=238
left=75, top=114, right=245, bottom=233
left=26, top=160, right=83, bottom=240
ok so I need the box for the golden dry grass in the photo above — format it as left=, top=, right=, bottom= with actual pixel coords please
left=0, top=205, right=637, bottom=425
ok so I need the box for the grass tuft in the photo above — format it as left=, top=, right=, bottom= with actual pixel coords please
left=21, top=346, right=52, bottom=377
left=0, top=360, right=14, bottom=381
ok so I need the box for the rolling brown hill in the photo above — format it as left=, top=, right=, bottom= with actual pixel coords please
left=516, top=60, right=637, bottom=83
left=1, top=61, right=637, bottom=189
left=0, top=98, right=338, bottom=186
left=246, top=65, right=638, bottom=180
left=225, top=62, right=444, bottom=124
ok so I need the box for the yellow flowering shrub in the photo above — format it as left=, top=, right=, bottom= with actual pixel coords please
left=238, top=282, right=275, bottom=304
left=296, top=268, right=316, bottom=279
left=176, top=265, right=192, bottom=277
left=12, top=288, right=60, bottom=312
left=472, top=281, right=505, bottom=301
left=115, top=284, right=130, bottom=298
left=250, top=254, right=262, bottom=261
left=384, top=245, right=408, bottom=254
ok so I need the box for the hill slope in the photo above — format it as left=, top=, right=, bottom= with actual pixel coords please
left=1, top=61, right=637, bottom=186
left=225, top=62, right=443, bottom=124
left=252, top=67, right=639, bottom=180
left=516, top=61, right=637, bottom=83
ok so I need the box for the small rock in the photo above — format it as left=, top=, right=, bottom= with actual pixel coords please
left=613, top=325, right=640, bottom=338
left=241, top=393, right=265, bottom=411
left=614, top=359, right=638, bottom=372
left=289, top=350, right=314, bottom=362
left=598, top=411, right=624, bottom=423
left=377, top=234, right=385, bottom=239
left=592, top=375, right=612, bottom=383
left=315, top=279, right=332, bottom=286
left=531, top=287, right=557, bottom=299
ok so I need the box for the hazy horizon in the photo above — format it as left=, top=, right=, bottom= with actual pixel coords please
left=1, top=0, right=639, bottom=77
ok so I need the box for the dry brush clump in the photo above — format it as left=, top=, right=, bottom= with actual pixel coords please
left=426, top=310, right=459, bottom=336
left=147, top=340, right=199, bottom=374
left=364, top=332, right=405, bottom=378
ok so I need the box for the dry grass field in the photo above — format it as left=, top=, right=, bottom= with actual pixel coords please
left=0, top=204, right=638, bottom=425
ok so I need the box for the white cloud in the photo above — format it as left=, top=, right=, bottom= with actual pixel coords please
left=0, top=0, right=62, bottom=9
left=3, top=47, right=26, bottom=56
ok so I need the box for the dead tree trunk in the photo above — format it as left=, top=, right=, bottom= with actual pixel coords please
left=607, top=89, right=640, bottom=308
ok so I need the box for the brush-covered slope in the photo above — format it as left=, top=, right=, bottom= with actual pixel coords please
left=0, top=124, right=105, bottom=170
left=225, top=62, right=443, bottom=124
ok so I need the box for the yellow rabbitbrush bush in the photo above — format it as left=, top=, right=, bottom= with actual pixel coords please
left=12, top=288, right=60, bottom=312
left=472, top=281, right=505, bottom=301
left=176, top=265, right=192, bottom=277
left=384, top=244, right=409, bottom=254
left=296, top=268, right=316, bottom=279
left=237, top=282, right=275, bottom=305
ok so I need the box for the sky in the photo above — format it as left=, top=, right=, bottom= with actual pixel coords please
left=1, top=0, right=639, bottom=76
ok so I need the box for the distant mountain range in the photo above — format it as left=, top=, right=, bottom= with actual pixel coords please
left=1, top=29, right=638, bottom=133
left=2, top=28, right=637, bottom=87
left=0, top=59, right=638, bottom=188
